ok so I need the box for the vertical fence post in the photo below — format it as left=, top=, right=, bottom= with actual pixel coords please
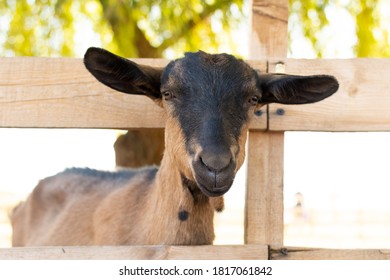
left=245, top=0, right=288, bottom=246
left=245, top=131, right=285, bottom=245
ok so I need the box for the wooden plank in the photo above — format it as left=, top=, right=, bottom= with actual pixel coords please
left=0, top=57, right=165, bottom=129
left=251, top=0, right=288, bottom=58
left=0, top=245, right=268, bottom=260
left=270, top=246, right=390, bottom=260
left=244, top=132, right=284, bottom=245
left=0, top=57, right=267, bottom=130
left=245, top=0, right=287, bottom=246
left=268, top=58, right=390, bottom=131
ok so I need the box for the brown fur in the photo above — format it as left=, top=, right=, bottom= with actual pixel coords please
left=11, top=111, right=245, bottom=246
left=114, top=128, right=164, bottom=167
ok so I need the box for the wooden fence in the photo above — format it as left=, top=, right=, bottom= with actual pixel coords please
left=0, top=0, right=389, bottom=259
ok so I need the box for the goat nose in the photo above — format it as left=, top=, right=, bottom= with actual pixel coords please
left=200, top=150, right=232, bottom=172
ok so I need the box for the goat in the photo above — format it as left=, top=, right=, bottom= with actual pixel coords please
left=11, top=48, right=339, bottom=246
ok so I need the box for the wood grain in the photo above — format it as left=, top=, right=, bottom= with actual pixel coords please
left=0, top=245, right=268, bottom=260
left=245, top=0, right=287, bottom=247
left=268, top=58, right=390, bottom=131
left=0, top=57, right=267, bottom=130
left=270, top=246, right=390, bottom=260
left=245, top=132, right=284, bottom=245
left=7, top=56, right=385, bottom=131
left=251, top=0, right=288, bottom=58
left=0, top=57, right=165, bottom=129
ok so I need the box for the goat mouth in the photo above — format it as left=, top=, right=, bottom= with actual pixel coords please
left=194, top=171, right=235, bottom=197
left=197, top=181, right=233, bottom=197
left=181, top=173, right=232, bottom=197
left=191, top=158, right=236, bottom=197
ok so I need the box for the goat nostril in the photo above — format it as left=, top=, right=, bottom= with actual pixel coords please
left=200, top=156, right=214, bottom=172
left=199, top=153, right=232, bottom=173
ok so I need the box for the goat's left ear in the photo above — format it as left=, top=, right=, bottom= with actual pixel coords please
left=257, top=74, right=339, bottom=104
left=84, top=47, right=163, bottom=100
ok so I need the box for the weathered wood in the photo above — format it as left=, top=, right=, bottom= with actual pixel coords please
left=0, top=245, right=268, bottom=260
left=245, top=0, right=287, bottom=247
left=0, top=57, right=164, bottom=129
left=269, top=58, right=390, bottom=131
left=6, top=56, right=387, bottom=132
left=3, top=245, right=390, bottom=260
left=270, top=246, right=390, bottom=260
left=0, top=57, right=267, bottom=130
left=251, top=0, right=288, bottom=58
left=245, top=132, right=284, bottom=245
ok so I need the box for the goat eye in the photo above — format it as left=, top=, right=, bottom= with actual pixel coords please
left=163, top=91, right=175, bottom=101
left=248, top=95, right=259, bottom=106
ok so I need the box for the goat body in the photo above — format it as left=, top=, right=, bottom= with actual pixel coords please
left=12, top=166, right=217, bottom=245
left=11, top=48, right=339, bottom=246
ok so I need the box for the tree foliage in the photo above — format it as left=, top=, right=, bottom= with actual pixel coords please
left=289, top=0, right=390, bottom=58
left=352, top=0, right=389, bottom=57
left=0, top=0, right=245, bottom=58
left=2, top=0, right=389, bottom=59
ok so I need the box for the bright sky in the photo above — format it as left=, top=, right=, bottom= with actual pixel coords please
left=284, top=132, right=390, bottom=212
left=0, top=129, right=121, bottom=195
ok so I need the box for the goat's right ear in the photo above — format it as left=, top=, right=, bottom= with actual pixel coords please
left=84, top=47, right=163, bottom=101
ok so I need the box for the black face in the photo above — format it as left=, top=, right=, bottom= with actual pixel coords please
left=160, top=52, right=260, bottom=197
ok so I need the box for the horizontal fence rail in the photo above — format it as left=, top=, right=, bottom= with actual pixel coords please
left=0, top=57, right=390, bottom=131
left=268, top=58, right=390, bottom=131
left=0, top=57, right=166, bottom=129
left=270, top=246, right=390, bottom=260
left=0, top=57, right=268, bottom=130
left=1, top=245, right=389, bottom=260
left=2, top=57, right=389, bottom=131
left=0, top=245, right=268, bottom=260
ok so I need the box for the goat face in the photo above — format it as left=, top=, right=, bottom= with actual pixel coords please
left=84, top=48, right=339, bottom=197
left=160, top=52, right=258, bottom=197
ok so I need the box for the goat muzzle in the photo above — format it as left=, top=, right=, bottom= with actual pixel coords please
left=191, top=152, right=236, bottom=197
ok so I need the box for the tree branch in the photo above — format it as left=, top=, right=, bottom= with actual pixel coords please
left=156, top=0, right=233, bottom=52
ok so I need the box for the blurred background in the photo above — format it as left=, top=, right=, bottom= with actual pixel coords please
left=0, top=0, right=390, bottom=248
